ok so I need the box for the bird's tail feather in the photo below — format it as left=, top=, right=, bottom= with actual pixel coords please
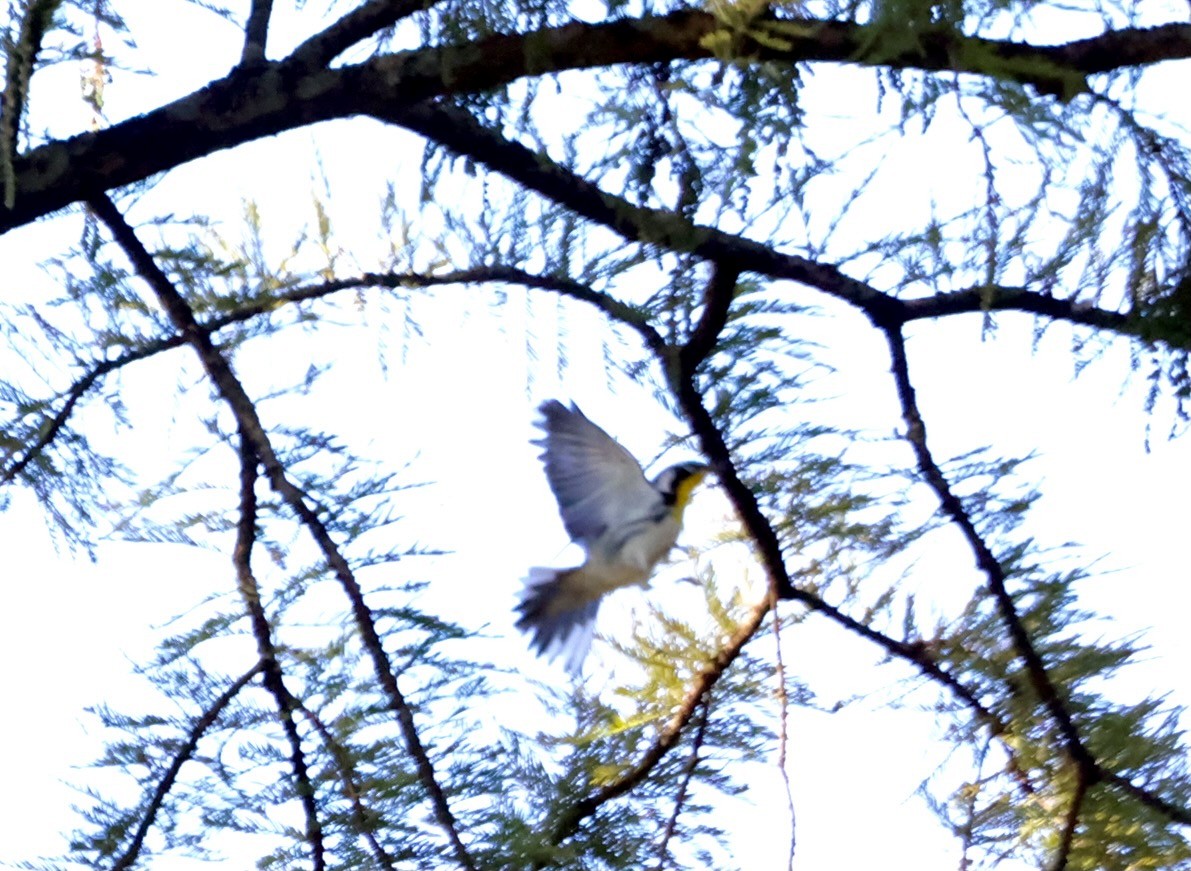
left=516, top=567, right=600, bottom=672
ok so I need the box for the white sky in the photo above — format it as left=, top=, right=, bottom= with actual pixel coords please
left=1, top=2, right=1190, bottom=869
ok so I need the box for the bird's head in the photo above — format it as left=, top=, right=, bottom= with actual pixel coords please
left=653, top=461, right=710, bottom=516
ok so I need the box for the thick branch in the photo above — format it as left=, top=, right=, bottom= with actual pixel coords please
left=679, top=261, right=741, bottom=372
left=111, top=662, right=264, bottom=871
left=4, top=10, right=1189, bottom=233
left=87, top=194, right=476, bottom=871
left=385, top=101, right=898, bottom=320
left=391, top=102, right=1189, bottom=352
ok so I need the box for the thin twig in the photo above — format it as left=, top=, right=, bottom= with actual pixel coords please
left=957, top=738, right=994, bottom=871
left=234, top=430, right=326, bottom=869
left=652, top=697, right=713, bottom=871
left=297, top=702, right=397, bottom=870
left=111, top=662, right=264, bottom=871
left=0, top=343, right=163, bottom=486
left=769, top=597, right=796, bottom=871
left=1050, top=769, right=1090, bottom=871
left=87, top=193, right=476, bottom=870
left=879, top=324, right=1096, bottom=775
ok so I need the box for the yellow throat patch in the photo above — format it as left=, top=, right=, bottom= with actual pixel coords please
left=671, top=468, right=707, bottom=519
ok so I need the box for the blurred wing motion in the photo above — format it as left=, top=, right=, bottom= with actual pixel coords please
left=516, top=567, right=601, bottom=672
left=533, top=400, right=657, bottom=546
left=516, top=400, right=677, bottom=670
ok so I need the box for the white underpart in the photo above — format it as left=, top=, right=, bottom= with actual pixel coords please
left=578, top=511, right=682, bottom=595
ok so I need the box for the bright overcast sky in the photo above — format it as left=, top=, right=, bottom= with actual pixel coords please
left=2, top=2, right=1190, bottom=869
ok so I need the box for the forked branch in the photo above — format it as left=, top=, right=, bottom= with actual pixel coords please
left=880, top=323, right=1191, bottom=830
left=541, top=265, right=1030, bottom=850
left=234, top=431, right=326, bottom=868
left=880, top=323, right=1094, bottom=770
left=87, top=193, right=476, bottom=870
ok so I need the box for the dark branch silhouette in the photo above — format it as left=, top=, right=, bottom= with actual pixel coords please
left=652, top=697, right=712, bottom=871
left=290, top=0, right=437, bottom=68
left=234, top=431, right=326, bottom=869
left=110, top=663, right=264, bottom=871
left=86, top=193, right=477, bottom=871
left=385, top=103, right=1173, bottom=351
left=240, top=0, right=275, bottom=67
left=548, top=600, right=772, bottom=848
left=3, top=10, right=1189, bottom=232
left=298, top=702, right=398, bottom=870
left=0, top=266, right=659, bottom=489
left=880, top=323, right=1096, bottom=773
left=1051, top=771, right=1090, bottom=871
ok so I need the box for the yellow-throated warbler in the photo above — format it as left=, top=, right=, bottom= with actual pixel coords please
left=516, top=400, right=709, bottom=669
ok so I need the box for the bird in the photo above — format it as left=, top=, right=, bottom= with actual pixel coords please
left=516, top=399, right=709, bottom=670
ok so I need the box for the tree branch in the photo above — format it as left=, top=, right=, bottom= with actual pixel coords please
left=86, top=193, right=476, bottom=871
left=549, top=600, right=771, bottom=847
left=0, top=265, right=659, bottom=490
left=1101, top=769, right=1191, bottom=826
left=233, top=430, right=326, bottom=869
left=770, top=600, right=797, bottom=871
left=240, top=0, right=274, bottom=67
left=679, top=261, right=740, bottom=373
left=1, top=0, right=60, bottom=208
left=652, top=697, right=712, bottom=871
left=899, top=285, right=1134, bottom=334
left=111, top=662, right=264, bottom=871
left=297, top=702, right=398, bottom=870
left=879, top=324, right=1096, bottom=770
left=1050, top=769, right=1089, bottom=871
left=289, top=0, right=439, bottom=69
left=0, top=339, right=174, bottom=487
left=384, top=101, right=898, bottom=321
left=386, top=102, right=1172, bottom=351
left=4, top=10, right=1188, bottom=233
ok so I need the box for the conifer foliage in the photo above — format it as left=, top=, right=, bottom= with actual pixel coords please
left=2, top=1, right=1190, bottom=868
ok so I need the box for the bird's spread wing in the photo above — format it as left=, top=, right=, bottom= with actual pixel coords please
left=536, top=400, right=658, bottom=545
